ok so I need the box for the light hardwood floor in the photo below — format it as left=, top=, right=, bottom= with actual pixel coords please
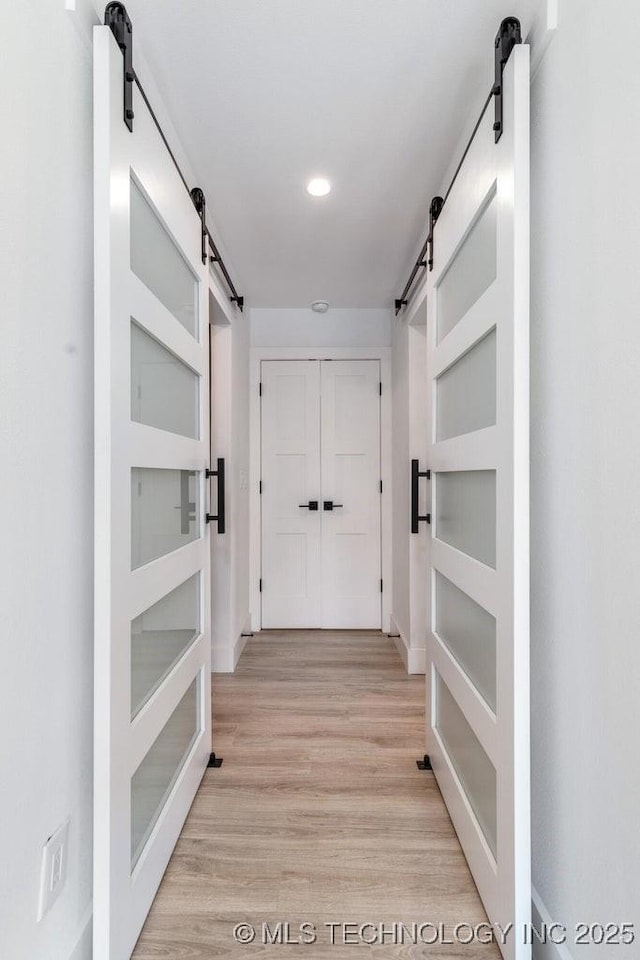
left=132, top=630, right=499, bottom=958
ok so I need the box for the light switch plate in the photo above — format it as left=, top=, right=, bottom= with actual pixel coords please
left=37, top=820, right=69, bottom=921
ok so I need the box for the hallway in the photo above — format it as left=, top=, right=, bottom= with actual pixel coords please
left=132, top=631, right=499, bottom=958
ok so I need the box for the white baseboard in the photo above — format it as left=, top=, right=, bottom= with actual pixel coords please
left=531, top=887, right=575, bottom=960
left=409, top=646, right=426, bottom=674
left=233, top=613, right=252, bottom=668
left=212, top=612, right=252, bottom=673
left=388, top=616, right=426, bottom=675
left=212, top=643, right=233, bottom=673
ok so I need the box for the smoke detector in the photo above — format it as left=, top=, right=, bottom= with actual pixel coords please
left=311, top=300, right=329, bottom=314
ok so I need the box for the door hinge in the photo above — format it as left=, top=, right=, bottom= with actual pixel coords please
left=493, top=17, right=522, bottom=142
left=379, top=381, right=382, bottom=396
left=380, top=578, right=383, bottom=593
left=259, top=480, right=263, bottom=494
left=105, top=2, right=135, bottom=131
left=259, top=578, right=263, bottom=593
left=259, top=381, right=262, bottom=396
left=379, top=479, right=383, bottom=493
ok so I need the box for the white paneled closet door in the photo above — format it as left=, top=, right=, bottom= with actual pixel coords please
left=424, top=44, right=530, bottom=959
left=94, top=24, right=212, bottom=960
left=260, top=360, right=381, bottom=630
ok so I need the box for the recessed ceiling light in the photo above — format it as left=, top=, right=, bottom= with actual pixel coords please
left=306, top=177, right=331, bottom=197
left=311, top=300, right=329, bottom=313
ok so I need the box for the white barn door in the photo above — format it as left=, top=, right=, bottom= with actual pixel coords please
left=94, top=23, right=212, bottom=960
left=425, top=44, right=530, bottom=958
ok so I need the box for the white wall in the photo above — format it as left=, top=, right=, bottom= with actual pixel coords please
left=250, top=307, right=392, bottom=348
left=0, top=4, right=239, bottom=956
left=0, top=3, right=96, bottom=958
left=529, top=0, right=640, bottom=951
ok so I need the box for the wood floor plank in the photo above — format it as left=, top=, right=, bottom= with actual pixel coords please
left=132, top=631, right=499, bottom=959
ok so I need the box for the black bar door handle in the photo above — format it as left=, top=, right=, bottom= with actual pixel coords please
left=411, top=459, right=431, bottom=533
left=298, top=500, right=319, bottom=511
left=323, top=500, right=343, bottom=511
left=206, top=457, right=226, bottom=533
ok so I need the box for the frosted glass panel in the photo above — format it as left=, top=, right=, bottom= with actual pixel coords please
left=437, top=329, right=496, bottom=441
left=437, top=192, right=497, bottom=342
left=131, top=575, right=201, bottom=718
left=436, top=471, right=496, bottom=568
left=436, top=674, right=497, bottom=856
left=131, top=468, right=200, bottom=569
left=131, top=323, right=199, bottom=439
left=130, top=179, right=198, bottom=337
left=435, top=572, right=496, bottom=710
left=130, top=678, right=200, bottom=867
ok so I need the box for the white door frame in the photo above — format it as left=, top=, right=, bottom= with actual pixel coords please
left=250, top=346, right=392, bottom=634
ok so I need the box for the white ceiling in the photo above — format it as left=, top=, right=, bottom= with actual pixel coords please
left=124, top=0, right=537, bottom=308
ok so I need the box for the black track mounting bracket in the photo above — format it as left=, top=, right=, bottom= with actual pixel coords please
left=104, top=2, right=134, bottom=131
left=231, top=295, right=245, bottom=311
left=493, top=17, right=522, bottom=143
left=208, top=752, right=223, bottom=768
left=417, top=754, right=433, bottom=771
left=427, top=196, right=444, bottom=271
left=190, top=188, right=208, bottom=265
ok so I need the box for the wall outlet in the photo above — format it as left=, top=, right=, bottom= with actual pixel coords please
left=37, top=820, right=69, bottom=921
